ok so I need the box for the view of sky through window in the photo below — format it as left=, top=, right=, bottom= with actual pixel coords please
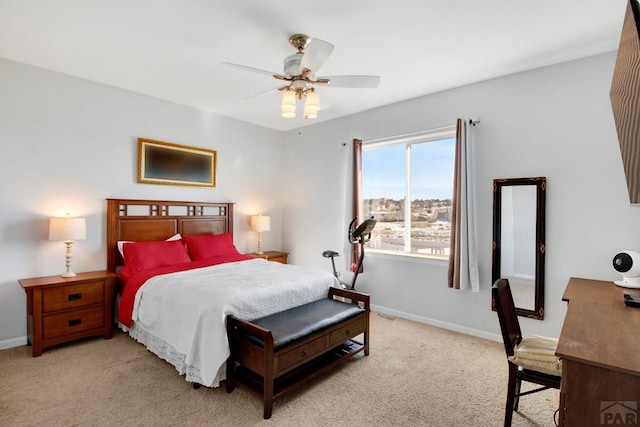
left=363, top=138, right=455, bottom=201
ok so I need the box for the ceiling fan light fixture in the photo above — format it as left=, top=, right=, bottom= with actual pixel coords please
left=281, top=89, right=296, bottom=118
left=303, top=110, right=318, bottom=119
left=225, top=33, right=381, bottom=121
left=303, top=89, right=320, bottom=119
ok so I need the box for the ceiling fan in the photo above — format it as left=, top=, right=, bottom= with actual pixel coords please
left=223, top=34, right=381, bottom=119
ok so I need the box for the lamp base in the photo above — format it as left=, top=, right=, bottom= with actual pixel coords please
left=62, top=240, right=77, bottom=278
left=256, top=232, right=264, bottom=255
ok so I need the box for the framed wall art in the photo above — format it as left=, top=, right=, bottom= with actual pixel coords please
left=137, top=138, right=217, bottom=188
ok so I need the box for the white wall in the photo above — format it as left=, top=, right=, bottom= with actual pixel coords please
left=0, top=58, right=285, bottom=348
left=3, top=51, right=638, bottom=350
left=282, top=51, right=640, bottom=340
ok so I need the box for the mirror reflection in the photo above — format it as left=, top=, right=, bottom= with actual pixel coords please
left=492, top=177, right=546, bottom=319
left=500, top=185, right=536, bottom=310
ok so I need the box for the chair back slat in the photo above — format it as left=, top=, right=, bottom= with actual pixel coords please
left=492, top=278, right=522, bottom=357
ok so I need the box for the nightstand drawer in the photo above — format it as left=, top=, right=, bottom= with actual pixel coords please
left=265, top=255, right=287, bottom=263
left=43, top=306, right=105, bottom=339
left=246, top=251, right=289, bottom=264
left=42, top=281, right=105, bottom=313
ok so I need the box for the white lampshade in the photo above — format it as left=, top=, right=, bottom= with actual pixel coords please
left=304, top=90, right=320, bottom=119
left=49, top=217, right=86, bottom=241
left=250, top=215, right=271, bottom=232
left=281, top=89, right=296, bottom=118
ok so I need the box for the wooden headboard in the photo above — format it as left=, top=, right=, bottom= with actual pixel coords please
left=106, top=198, right=234, bottom=272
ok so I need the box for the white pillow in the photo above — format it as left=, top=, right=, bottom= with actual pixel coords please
left=117, top=233, right=182, bottom=258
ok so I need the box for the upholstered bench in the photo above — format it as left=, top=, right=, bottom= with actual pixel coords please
left=226, top=287, right=370, bottom=419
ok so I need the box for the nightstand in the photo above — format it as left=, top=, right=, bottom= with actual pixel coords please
left=18, top=270, right=116, bottom=357
left=248, top=251, right=289, bottom=264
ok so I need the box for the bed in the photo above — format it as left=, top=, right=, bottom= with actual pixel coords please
left=106, top=198, right=338, bottom=387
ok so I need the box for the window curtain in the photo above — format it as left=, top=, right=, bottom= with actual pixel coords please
left=448, top=119, right=480, bottom=291
left=352, top=139, right=364, bottom=272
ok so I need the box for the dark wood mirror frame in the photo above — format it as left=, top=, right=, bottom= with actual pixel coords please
left=492, top=177, right=546, bottom=320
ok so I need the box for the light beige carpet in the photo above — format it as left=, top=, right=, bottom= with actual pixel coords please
left=0, top=313, right=558, bottom=426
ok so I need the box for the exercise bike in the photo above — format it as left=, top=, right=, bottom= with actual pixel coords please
left=322, top=216, right=377, bottom=290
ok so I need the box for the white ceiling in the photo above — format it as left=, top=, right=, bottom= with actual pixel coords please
left=0, top=1, right=628, bottom=132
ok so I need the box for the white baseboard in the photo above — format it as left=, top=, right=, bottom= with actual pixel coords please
left=371, top=304, right=502, bottom=343
left=0, top=336, right=28, bottom=351
left=1, top=310, right=501, bottom=351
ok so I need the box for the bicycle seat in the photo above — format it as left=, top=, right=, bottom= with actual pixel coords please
left=322, top=250, right=340, bottom=258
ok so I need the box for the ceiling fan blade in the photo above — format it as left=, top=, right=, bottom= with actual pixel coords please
left=319, top=75, right=381, bottom=88
left=299, top=38, right=334, bottom=73
left=222, top=62, right=281, bottom=78
left=243, top=86, right=279, bottom=100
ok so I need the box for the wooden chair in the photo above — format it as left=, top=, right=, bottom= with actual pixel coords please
left=492, top=278, right=562, bottom=427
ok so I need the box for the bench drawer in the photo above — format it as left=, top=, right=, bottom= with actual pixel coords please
left=277, top=336, right=326, bottom=372
left=328, top=316, right=365, bottom=348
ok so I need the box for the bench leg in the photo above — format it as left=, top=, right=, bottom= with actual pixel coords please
left=364, top=329, right=370, bottom=356
left=226, top=357, right=236, bottom=393
left=263, top=392, right=273, bottom=419
left=263, top=367, right=274, bottom=418
left=263, top=351, right=274, bottom=419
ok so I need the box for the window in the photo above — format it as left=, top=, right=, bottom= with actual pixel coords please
left=362, top=127, right=456, bottom=259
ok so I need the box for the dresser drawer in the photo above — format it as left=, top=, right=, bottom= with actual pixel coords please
left=277, top=336, right=326, bottom=372
left=43, top=306, right=105, bottom=339
left=42, top=281, right=105, bottom=313
left=328, top=316, right=365, bottom=348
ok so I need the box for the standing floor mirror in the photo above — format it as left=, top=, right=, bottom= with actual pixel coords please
left=492, top=177, right=546, bottom=319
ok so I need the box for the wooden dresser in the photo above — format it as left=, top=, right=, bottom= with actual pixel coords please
left=19, top=270, right=116, bottom=356
left=557, top=277, right=640, bottom=426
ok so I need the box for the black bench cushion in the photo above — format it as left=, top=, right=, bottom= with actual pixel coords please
left=245, top=298, right=365, bottom=351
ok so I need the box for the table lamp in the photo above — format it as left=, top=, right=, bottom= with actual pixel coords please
left=49, top=216, right=86, bottom=277
left=250, top=215, right=270, bottom=255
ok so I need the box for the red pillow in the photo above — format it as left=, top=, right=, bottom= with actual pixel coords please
left=183, top=233, right=240, bottom=260
left=122, top=239, right=191, bottom=272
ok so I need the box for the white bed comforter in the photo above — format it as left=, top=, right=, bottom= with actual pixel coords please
left=129, top=258, right=337, bottom=387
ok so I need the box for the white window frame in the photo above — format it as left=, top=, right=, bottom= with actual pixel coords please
left=362, top=125, right=456, bottom=260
